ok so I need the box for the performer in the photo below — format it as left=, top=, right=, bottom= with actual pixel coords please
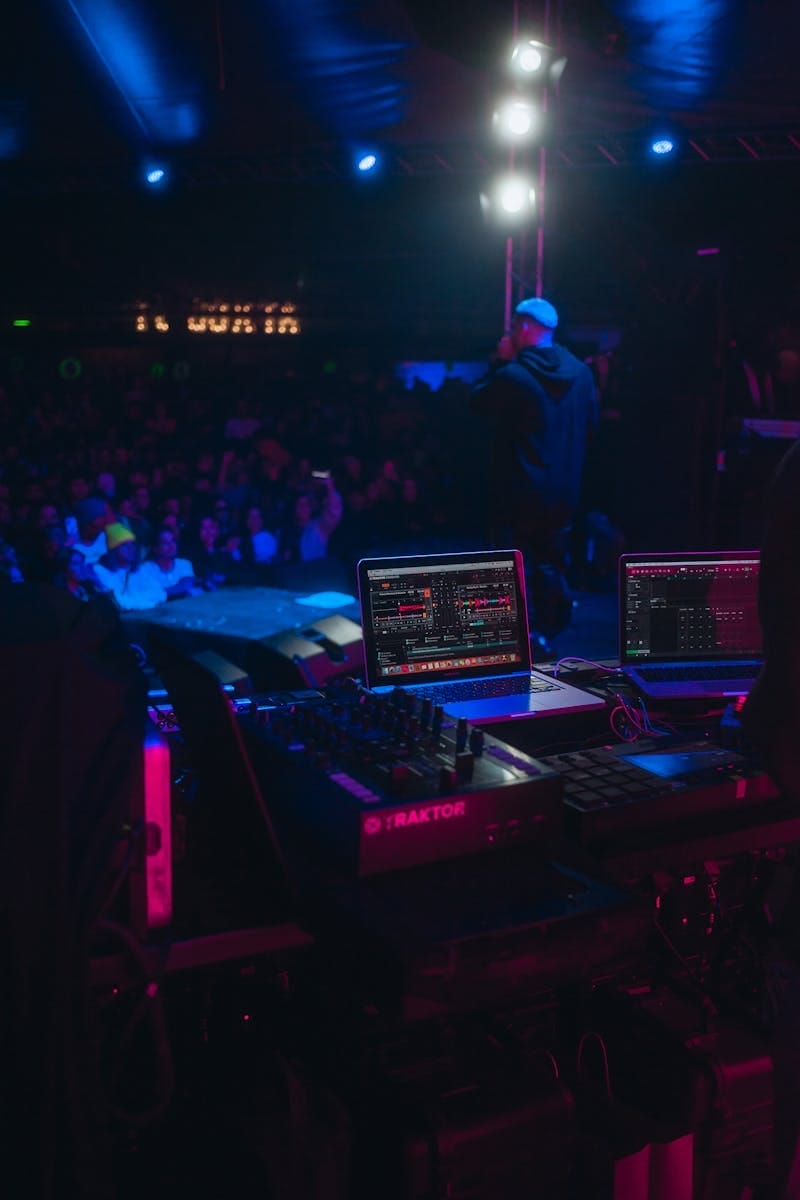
left=472, top=297, right=598, bottom=639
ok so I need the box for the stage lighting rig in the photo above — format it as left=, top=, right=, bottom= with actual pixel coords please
left=511, top=38, right=546, bottom=75
left=493, top=99, right=539, bottom=142
left=486, top=18, right=567, bottom=323
left=509, top=38, right=567, bottom=87
left=481, top=175, right=536, bottom=223
left=645, top=127, right=683, bottom=163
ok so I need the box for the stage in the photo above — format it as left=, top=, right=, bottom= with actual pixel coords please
left=124, top=583, right=364, bottom=690
left=124, top=579, right=618, bottom=688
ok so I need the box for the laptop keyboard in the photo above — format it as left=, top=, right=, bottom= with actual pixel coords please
left=406, top=675, right=562, bottom=702
left=635, top=664, right=760, bottom=683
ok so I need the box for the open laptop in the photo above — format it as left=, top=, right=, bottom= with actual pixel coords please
left=357, top=549, right=605, bottom=723
left=619, top=550, right=762, bottom=700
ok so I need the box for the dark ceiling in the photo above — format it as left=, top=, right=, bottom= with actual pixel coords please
left=1, top=0, right=799, bottom=337
left=2, top=0, right=800, bottom=181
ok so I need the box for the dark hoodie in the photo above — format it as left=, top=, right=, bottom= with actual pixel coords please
left=474, top=344, right=598, bottom=513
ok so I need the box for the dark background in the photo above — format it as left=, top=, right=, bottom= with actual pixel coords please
left=1, top=0, right=799, bottom=350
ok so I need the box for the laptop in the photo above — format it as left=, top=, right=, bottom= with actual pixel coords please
left=619, top=550, right=762, bottom=700
left=357, top=549, right=605, bottom=723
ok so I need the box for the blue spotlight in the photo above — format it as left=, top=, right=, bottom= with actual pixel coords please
left=61, top=0, right=202, bottom=142
left=144, top=163, right=167, bottom=186
left=355, top=149, right=380, bottom=175
left=650, top=136, right=676, bottom=156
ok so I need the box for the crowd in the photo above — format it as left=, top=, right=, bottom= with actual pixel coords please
left=0, top=360, right=480, bottom=607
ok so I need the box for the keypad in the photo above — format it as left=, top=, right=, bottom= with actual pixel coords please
left=539, top=747, right=669, bottom=813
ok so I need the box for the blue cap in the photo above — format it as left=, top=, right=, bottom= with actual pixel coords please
left=514, top=297, right=559, bottom=329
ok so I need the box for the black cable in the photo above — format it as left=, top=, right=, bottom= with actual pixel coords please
left=96, top=818, right=144, bottom=920
left=652, top=913, right=719, bottom=1019
left=94, top=919, right=175, bottom=1128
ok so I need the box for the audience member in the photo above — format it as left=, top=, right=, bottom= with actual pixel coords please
left=278, top=473, right=343, bottom=564
left=0, top=539, right=23, bottom=584
left=58, top=548, right=107, bottom=602
left=70, top=497, right=111, bottom=566
left=138, top=528, right=202, bottom=599
left=189, top=515, right=230, bottom=588
left=224, top=397, right=261, bottom=442
left=231, top=505, right=278, bottom=568
left=0, top=354, right=619, bottom=608
left=93, top=523, right=167, bottom=610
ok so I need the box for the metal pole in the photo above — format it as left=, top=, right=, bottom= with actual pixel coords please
left=535, top=0, right=551, bottom=297
left=503, top=0, right=521, bottom=329
left=504, top=235, right=515, bottom=330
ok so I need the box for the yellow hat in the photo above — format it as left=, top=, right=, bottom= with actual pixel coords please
left=105, top=522, right=136, bottom=551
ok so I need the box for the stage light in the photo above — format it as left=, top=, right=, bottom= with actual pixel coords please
left=511, top=39, right=547, bottom=74
left=498, top=175, right=535, bottom=215
left=354, top=150, right=381, bottom=175
left=650, top=136, right=675, bottom=156
left=144, top=164, right=167, bottom=186
left=482, top=175, right=536, bottom=222
left=12, top=319, right=31, bottom=327
left=493, top=99, right=538, bottom=140
left=60, top=0, right=202, bottom=143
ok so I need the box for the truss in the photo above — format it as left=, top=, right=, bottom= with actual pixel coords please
left=3, top=129, right=800, bottom=194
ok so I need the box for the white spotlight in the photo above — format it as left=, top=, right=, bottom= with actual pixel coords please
left=493, top=99, right=537, bottom=140
left=511, top=39, right=547, bottom=74
left=495, top=175, right=536, bottom=217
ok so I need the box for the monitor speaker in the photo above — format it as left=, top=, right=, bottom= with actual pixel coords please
left=251, top=614, right=364, bottom=689
left=191, top=649, right=253, bottom=696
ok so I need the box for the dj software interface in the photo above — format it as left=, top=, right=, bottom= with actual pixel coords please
left=365, top=558, right=526, bottom=678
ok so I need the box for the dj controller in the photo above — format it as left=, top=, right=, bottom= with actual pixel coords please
left=129, top=658, right=797, bottom=1200
left=237, top=682, right=563, bottom=875
left=538, top=740, right=780, bottom=849
left=234, top=678, right=780, bottom=876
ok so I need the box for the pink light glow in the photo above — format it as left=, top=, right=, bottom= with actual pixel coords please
left=696, top=247, right=720, bottom=256
left=143, top=724, right=173, bottom=929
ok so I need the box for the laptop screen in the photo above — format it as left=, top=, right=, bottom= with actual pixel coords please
left=357, top=550, right=531, bottom=687
left=620, top=551, right=762, bottom=664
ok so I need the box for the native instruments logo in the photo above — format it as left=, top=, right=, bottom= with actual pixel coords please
left=363, top=801, right=467, bottom=834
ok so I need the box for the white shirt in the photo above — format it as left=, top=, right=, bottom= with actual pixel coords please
left=138, top=557, right=196, bottom=589
left=93, top=564, right=167, bottom=610
left=73, top=530, right=108, bottom=566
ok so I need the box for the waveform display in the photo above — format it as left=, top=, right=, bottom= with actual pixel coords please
left=373, top=586, right=433, bottom=625
left=458, top=594, right=513, bottom=611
